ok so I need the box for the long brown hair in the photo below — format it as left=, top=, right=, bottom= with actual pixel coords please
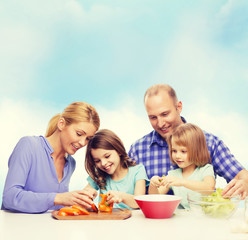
left=168, top=123, right=211, bottom=167
left=85, top=129, right=135, bottom=189
left=45, top=101, right=100, bottom=137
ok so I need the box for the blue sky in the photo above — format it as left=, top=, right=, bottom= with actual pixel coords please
left=0, top=0, right=248, bottom=206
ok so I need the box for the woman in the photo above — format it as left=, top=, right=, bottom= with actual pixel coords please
left=1, top=101, right=100, bottom=213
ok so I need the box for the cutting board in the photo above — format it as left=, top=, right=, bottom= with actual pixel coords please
left=52, top=208, right=132, bottom=220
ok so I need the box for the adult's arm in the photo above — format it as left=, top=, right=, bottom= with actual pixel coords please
left=205, top=133, right=244, bottom=182
left=2, top=138, right=58, bottom=213
left=128, top=143, right=140, bottom=163
left=2, top=138, right=94, bottom=213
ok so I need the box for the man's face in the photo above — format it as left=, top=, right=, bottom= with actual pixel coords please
left=145, top=91, right=183, bottom=141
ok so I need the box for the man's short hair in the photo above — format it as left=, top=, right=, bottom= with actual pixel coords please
left=144, top=84, right=178, bottom=104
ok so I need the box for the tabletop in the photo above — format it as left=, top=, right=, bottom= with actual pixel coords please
left=0, top=208, right=247, bottom=240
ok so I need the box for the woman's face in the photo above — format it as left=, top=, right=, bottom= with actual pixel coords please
left=91, top=148, right=121, bottom=176
left=60, top=120, right=97, bottom=155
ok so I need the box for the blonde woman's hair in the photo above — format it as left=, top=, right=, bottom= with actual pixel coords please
left=45, top=102, right=100, bottom=137
left=168, top=123, right=211, bottom=167
left=144, top=84, right=178, bottom=105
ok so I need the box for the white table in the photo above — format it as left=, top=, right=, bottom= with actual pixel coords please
left=0, top=208, right=247, bottom=240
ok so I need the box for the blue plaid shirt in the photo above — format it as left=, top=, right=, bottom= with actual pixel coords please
left=128, top=120, right=244, bottom=183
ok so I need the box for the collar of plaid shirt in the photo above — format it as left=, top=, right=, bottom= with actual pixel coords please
left=149, top=116, right=186, bottom=147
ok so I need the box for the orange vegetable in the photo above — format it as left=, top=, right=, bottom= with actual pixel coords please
left=58, top=207, right=81, bottom=216
left=88, top=197, right=98, bottom=212
left=58, top=210, right=68, bottom=216
left=99, top=194, right=113, bottom=213
left=91, top=202, right=98, bottom=212
left=71, top=205, right=90, bottom=215
left=58, top=205, right=90, bottom=216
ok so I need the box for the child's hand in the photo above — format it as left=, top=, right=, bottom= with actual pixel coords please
left=150, top=175, right=166, bottom=188
left=164, top=176, right=182, bottom=187
left=106, top=190, right=123, bottom=205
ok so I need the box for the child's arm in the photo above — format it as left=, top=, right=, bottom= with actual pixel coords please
left=106, top=179, right=146, bottom=209
left=165, top=175, right=215, bottom=194
left=182, top=176, right=215, bottom=194
left=148, top=176, right=170, bottom=195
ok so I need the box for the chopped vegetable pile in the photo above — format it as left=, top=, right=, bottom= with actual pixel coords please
left=57, top=194, right=113, bottom=217
left=201, top=188, right=237, bottom=218
left=58, top=205, right=90, bottom=216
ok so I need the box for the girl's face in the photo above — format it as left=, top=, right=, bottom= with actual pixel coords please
left=59, top=120, right=97, bottom=155
left=171, top=138, right=195, bottom=171
left=91, top=148, right=121, bottom=176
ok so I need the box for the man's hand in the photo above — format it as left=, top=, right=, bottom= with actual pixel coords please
left=222, top=169, right=248, bottom=200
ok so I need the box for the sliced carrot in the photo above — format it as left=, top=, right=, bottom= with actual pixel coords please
left=58, top=207, right=81, bottom=216
left=71, top=205, right=90, bottom=215
left=88, top=197, right=98, bottom=212
left=91, top=203, right=98, bottom=212
left=58, top=210, right=68, bottom=216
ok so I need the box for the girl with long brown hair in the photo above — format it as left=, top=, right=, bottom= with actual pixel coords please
left=84, top=129, right=149, bottom=209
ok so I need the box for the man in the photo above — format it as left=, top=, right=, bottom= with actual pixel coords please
left=129, top=84, right=248, bottom=199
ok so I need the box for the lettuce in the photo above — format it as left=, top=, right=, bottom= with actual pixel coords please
left=201, top=188, right=236, bottom=218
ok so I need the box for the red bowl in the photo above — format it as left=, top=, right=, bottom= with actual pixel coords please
left=134, top=194, right=181, bottom=219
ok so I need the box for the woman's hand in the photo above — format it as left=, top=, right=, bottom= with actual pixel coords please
left=54, top=188, right=97, bottom=209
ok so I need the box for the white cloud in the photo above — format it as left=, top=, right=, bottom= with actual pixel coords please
left=0, top=99, right=54, bottom=168
left=66, top=3, right=124, bottom=24
left=218, top=0, right=236, bottom=17
left=153, top=2, right=248, bottom=88
left=0, top=13, right=52, bottom=95
left=97, top=105, right=150, bottom=149
left=0, top=0, right=127, bottom=96
left=218, top=0, right=247, bottom=19
left=153, top=11, right=217, bottom=85
left=0, top=24, right=51, bottom=91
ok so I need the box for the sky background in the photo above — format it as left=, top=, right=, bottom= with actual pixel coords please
left=0, top=0, right=248, bottom=207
